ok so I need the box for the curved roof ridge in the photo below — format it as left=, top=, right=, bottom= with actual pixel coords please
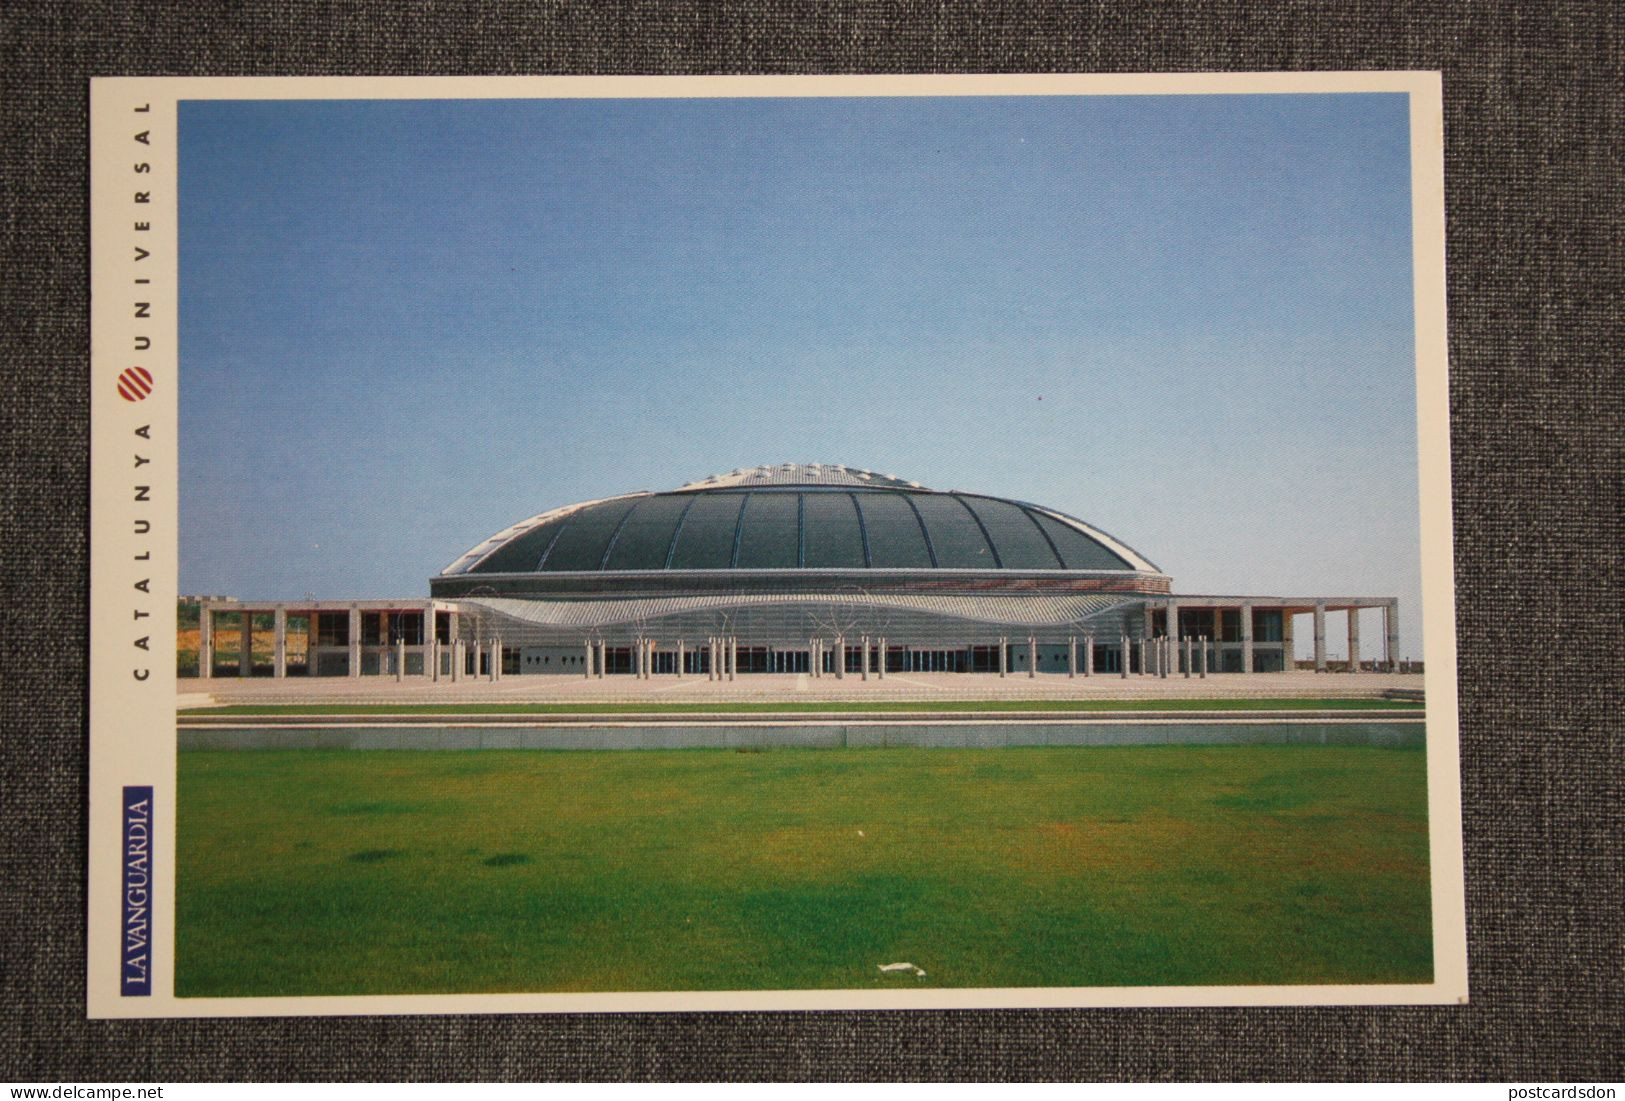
left=674, top=463, right=926, bottom=491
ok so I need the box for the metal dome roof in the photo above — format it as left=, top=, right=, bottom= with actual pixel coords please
left=440, top=466, right=1159, bottom=577
left=675, top=463, right=925, bottom=491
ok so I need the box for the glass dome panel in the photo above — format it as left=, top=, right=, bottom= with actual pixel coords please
left=910, top=493, right=997, bottom=568
left=540, top=498, right=641, bottom=571
left=667, top=492, right=747, bottom=569
left=603, top=494, right=692, bottom=571
left=734, top=491, right=801, bottom=569
left=957, top=495, right=1063, bottom=570
left=1029, top=510, right=1133, bottom=570
left=801, top=492, right=867, bottom=568
left=855, top=492, right=934, bottom=568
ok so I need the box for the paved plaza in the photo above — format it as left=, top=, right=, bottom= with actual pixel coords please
left=180, top=669, right=1424, bottom=709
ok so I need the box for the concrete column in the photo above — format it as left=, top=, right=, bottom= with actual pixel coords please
left=583, top=640, right=592, bottom=679
left=1313, top=602, right=1327, bottom=672
left=472, top=640, right=483, bottom=682
left=1166, top=601, right=1179, bottom=652
left=429, top=638, right=439, bottom=682
left=1083, top=634, right=1094, bottom=677
left=1068, top=636, right=1077, bottom=678
left=877, top=637, right=886, bottom=679
left=1120, top=634, right=1129, bottom=678
left=1385, top=602, right=1399, bottom=672
left=677, top=639, right=685, bottom=678
left=491, top=639, right=501, bottom=682
left=1184, top=635, right=1192, bottom=678
left=998, top=637, right=1007, bottom=678
left=1240, top=603, right=1254, bottom=673
left=1347, top=609, right=1361, bottom=673
left=860, top=635, right=869, bottom=681
left=451, top=639, right=463, bottom=683
left=198, top=606, right=213, bottom=679
left=1199, top=636, right=1208, bottom=678
left=835, top=636, right=845, bottom=679
left=1159, top=636, right=1170, bottom=678
left=1282, top=612, right=1296, bottom=673
left=422, top=605, right=435, bottom=678
left=1145, top=634, right=1156, bottom=677
left=1023, top=636, right=1034, bottom=678
left=597, top=640, right=606, bottom=679
left=347, top=606, right=361, bottom=678
left=729, top=636, right=737, bottom=682
left=391, top=636, right=402, bottom=682
left=1142, top=606, right=1155, bottom=673
left=238, top=612, right=252, bottom=678
left=273, top=607, right=287, bottom=679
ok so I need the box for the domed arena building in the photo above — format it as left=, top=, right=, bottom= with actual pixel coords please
left=195, top=463, right=1402, bottom=682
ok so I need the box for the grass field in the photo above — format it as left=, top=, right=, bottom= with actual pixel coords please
left=175, top=745, right=1432, bottom=996
left=189, top=697, right=1420, bottom=716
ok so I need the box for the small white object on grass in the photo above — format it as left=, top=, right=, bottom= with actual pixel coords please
left=878, top=962, right=927, bottom=976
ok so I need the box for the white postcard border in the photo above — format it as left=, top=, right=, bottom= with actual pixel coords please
left=87, top=71, right=1465, bottom=1018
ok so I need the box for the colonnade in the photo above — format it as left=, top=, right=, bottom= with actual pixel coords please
left=195, top=598, right=1403, bottom=680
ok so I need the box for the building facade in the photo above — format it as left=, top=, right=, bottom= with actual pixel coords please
left=195, top=464, right=1400, bottom=680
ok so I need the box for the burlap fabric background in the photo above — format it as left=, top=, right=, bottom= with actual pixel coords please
left=2, top=1, right=1620, bottom=1082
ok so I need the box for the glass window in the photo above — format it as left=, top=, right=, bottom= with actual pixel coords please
left=315, top=611, right=349, bottom=646
left=1253, top=608, right=1283, bottom=642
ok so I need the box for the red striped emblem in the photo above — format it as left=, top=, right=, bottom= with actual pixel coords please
left=117, top=366, right=153, bottom=402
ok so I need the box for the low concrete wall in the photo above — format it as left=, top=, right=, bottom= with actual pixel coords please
left=179, top=720, right=1424, bottom=751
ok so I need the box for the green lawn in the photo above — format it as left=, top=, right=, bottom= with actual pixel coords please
left=190, top=697, right=1420, bottom=716
left=175, top=745, right=1432, bottom=996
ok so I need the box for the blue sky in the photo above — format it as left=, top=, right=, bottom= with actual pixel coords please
left=179, top=92, right=1423, bottom=658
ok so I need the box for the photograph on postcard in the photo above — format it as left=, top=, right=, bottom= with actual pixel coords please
left=88, top=74, right=1463, bottom=1015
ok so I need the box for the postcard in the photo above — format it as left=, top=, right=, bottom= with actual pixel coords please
left=88, top=73, right=1464, bottom=1016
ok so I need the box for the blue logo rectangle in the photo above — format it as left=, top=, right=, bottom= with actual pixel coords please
left=121, top=785, right=153, bottom=996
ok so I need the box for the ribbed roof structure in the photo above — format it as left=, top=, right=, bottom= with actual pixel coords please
left=439, top=465, right=1159, bottom=578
